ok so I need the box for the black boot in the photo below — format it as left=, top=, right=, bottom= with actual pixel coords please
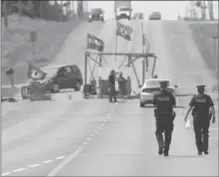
left=203, top=150, right=209, bottom=155
left=164, top=150, right=169, bottom=157
left=163, top=147, right=169, bottom=156
left=158, top=148, right=163, bottom=155
left=198, top=151, right=202, bottom=155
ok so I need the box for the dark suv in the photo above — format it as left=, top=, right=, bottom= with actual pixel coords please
left=88, top=8, right=104, bottom=22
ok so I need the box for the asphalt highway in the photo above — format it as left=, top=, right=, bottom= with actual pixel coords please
left=2, top=19, right=218, bottom=176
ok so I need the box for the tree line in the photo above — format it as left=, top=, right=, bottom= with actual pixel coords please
left=1, top=0, right=75, bottom=22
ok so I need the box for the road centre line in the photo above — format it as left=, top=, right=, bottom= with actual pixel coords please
left=2, top=111, right=113, bottom=176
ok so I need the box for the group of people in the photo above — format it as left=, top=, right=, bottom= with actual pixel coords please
left=153, top=81, right=216, bottom=156
left=108, top=69, right=126, bottom=103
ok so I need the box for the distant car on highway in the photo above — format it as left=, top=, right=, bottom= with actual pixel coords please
left=149, top=11, right=161, bottom=20
left=140, top=78, right=177, bottom=107
left=132, top=12, right=144, bottom=20
left=88, top=8, right=104, bottom=22
left=116, top=7, right=131, bottom=20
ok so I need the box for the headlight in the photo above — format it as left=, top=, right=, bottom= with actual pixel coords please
left=89, top=15, right=91, bottom=18
left=100, top=14, right=103, bottom=17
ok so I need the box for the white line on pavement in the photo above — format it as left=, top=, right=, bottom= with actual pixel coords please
left=55, top=156, right=66, bottom=160
left=47, top=149, right=82, bottom=176
left=87, top=137, right=92, bottom=141
left=91, top=133, right=96, bottom=137
left=29, top=164, right=41, bottom=168
left=2, top=111, right=113, bottom=177
left=43, top=160, right=54, bottom=164
left=12, top=168, right=26, bottom=172
left=1, top=172, right=11, bottom=176
left=83, top=141, right=88, bottom=145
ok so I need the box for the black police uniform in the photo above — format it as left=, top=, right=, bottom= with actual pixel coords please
left=153, top=81, right=176, bottom=156
left=108, top=74, right=117, bottom=102
left=189, top=85, right=214, bottom=154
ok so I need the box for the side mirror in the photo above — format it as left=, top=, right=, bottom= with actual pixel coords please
left=174, top=85, right=178, bottom=88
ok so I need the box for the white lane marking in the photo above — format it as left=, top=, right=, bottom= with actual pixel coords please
left=83, top=141, right=88, bottom=145
left=47, top=149, right=82, bottom=176
left=1, top=112, right=112, bottom=176
left=77, top=146, right=83, bottom=151
left=43, top=160, right=53, bottom=164
left=29, top=164, right=41, bottom=168
left=91, top=133, right=96, bottom=137
left=1, top=172, right=11, bottom=176
left=87, top=137, right=92, bottom=141
left=55, top=156, right=66, bottom=160
left=13, top=168, right=26, bottom=172
left=98, top=126, right=103, bottom=130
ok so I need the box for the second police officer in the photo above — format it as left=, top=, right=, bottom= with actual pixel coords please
left=153, top=81, right=176, bottom=157
left=184, top=85, right=216, bottom=155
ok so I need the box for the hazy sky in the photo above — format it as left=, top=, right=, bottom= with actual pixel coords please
left=88, top=1, right=219, bottom=20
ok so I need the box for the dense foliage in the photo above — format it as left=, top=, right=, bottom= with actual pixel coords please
left=1, top=0, right=72, bottom=22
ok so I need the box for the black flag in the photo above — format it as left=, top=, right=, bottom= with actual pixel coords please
left=87, top=34, right=104, bottom=52
left=116, top=22, right=133, bottom=41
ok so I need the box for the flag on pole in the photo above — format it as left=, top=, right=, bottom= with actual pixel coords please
left=28, top=64, right=47, bottom=81
left=116, top=22, right=133, bottom=41
left=142, top=34, right=146, bottom=46
left=87, top=34, right=104, bottom=52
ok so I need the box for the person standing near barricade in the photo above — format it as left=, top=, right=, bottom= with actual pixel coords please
left=118, top=72, right=126, bottom=98
left=108, top=70, right=117, bottom=103
left=153, top=81, right=176, bottom=156
left=184, top=85, right=216, bottom=155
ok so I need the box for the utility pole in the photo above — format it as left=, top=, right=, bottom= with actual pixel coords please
left=201, top=1, right=207, bottom=20
left=185, top=4, right=189, bottom=19
left=18, top=0, right=22, bottom=21
left=60, top=1, right=63, bottom=22
left=196, top=0, right=207, bottom=20
left=3, top=0, right=8, bottom=28
left=208, top=0, right=214, bottom=20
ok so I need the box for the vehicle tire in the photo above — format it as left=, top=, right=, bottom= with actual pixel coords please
left=88, top=20, right=92, bottom=22
left=52, top=84, right=60, bottom=93
left=75, top=81, right=81, bottom=91
left=101, top=19, right=104, bottom=22
left=140, top=101, right=144, bottom=107
left=128, top=16, right=131, bottom=20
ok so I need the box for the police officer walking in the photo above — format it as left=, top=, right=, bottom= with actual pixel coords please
left=184, top=85, right=216, bottom=155
left=108, top=70, right=117, bottom=103
left=153, top=81, right=176, bottom=156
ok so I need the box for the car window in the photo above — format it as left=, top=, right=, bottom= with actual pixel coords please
left=57, top=67, right=68, bottom=77
left=91, top=9, right=102, bottom=14
left=119, top=8, right=130, bottom=11
left=146, top=80, right=170, bottom=88
left=71, top=66, right=79, bottom=73
left=64, top=66, right=72, bottom=73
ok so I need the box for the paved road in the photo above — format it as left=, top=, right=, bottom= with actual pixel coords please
left=2, top=20, right=218, bottom=176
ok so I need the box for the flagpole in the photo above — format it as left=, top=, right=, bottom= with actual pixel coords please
left=141, top=21, right=145, bottom=85
left=115, top=22, right=118, bottom=62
